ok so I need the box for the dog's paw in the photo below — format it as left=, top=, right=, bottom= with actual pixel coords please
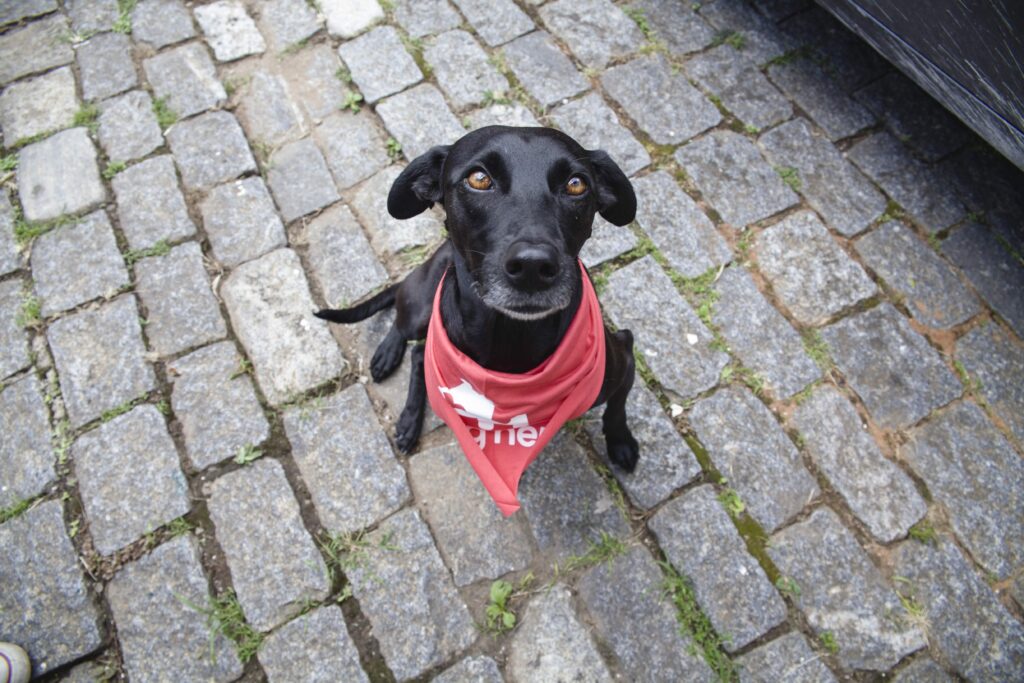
left=606, top=432, right=639, bottom=472
left=395, top=406, right=423, bottom=454
left=370, top=335, right=405, bottom=382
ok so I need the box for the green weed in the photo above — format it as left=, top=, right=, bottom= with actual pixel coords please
left=661, top=562, right=737, bottom=681
left=102, top=160, right=126, bottom=180
left=73, top=104, right=99, bottom=132
left=113, top=0, right=137, bottom=33
left=15, top=292, right=41, bottom=328
left=342, top=91, right=363, bottom=113
left=717, top=487, right=745, bottom=518
left=124, top=241, right=171, bottom=267
left=386, top=137, right=402, bottom=161
left=0, top=153, right=16, bottom=173
left=152, top=97, right=178, bottom=129
left=908, top=521, right=936, bottom=545
left=183, top=590, right=263, bottom=663
left=563, top=532, right=627, bottom=572
left=819, top=631, right=839, bottom=654
left=775, top=575, right=801, bottom=597
left=801, top=329, right=833, bottom=371
left=485, top=579, right=517, bottom=632
left=233, top=444, right=263, bottom=465
left=0, top=498, right=33, bottom=524
left=775, top=165, right=801, bottom=192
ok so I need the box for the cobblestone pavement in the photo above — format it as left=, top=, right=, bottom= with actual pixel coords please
left=1, top=0, right=1023, bottom=681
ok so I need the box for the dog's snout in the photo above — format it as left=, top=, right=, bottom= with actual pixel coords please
left=504, top=242, right=560, bottom=289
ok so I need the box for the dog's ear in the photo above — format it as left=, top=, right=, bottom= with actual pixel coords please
left=387, top=145, right=451, bottom=219
left=588, top=149, right=637, bottom=226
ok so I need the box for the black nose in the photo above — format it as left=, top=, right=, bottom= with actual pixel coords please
left=504, top=242, right=560, bottom=289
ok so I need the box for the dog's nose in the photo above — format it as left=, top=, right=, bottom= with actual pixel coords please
left=504, top=242, right=560, bottom=289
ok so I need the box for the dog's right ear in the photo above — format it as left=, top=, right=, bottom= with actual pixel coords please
left=387, top=145, right=451, bottom=219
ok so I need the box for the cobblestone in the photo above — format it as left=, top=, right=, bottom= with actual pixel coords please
left=501, top=31, right=589, bottom=108
left=143, top=42, right=227, bottom=120
left=237, top=71, right=307, bottom=147
left=691, top=385, right=818, bottom=531
left=579, top=217, right=637, bottom=266
left=0, top=0, right=55, bottom=26
left=349, top=165, right=444, bottom=254
left=435, top=656, right=503, bottom=683
left=77, top=32, right=136, bottom=102
left=467, top=102, right=541, bottom=129
left=626, top=0, right=716, bottom=55
left=736, top=632, right=838, bottom=683
left=768, top=58, right=875, bottom=140
left=956, top=322, right=1024, bottom=444
left=425, top=30, right=507, bottom=110
left=376, top=84, right=465, bottom=160
left=304, top=204, right=389, bottom=308
left=97, top=90, right=163, bottom=162
left=279, top=44, right=348, bottom=122
left=0, top=280, right=30, bottom=380
left=540, top=0, right=644, bottom=69
left=792, top=386, right=926, bottom=541
left=0, top=501, right=103, bottom=677
left=112, top=155, right=196, bottom=250
left=453, top=0, right=533, bottom=47
left=194, top=1, right=265, bottom=62
left=0, top=374, right=52, bottom=508
left=686, top=45, right=791, bottom=129
left=893, top=657, right=954, bottom=683
left=393, top=0, right=461, bottom=39
left=266, top=137, right=340, bottom=222
left=199, top=176, right=286, bottom=267
left=823, top=304, right=961, bottom=429
left=755, top=211, right=877, bottom=325
left=322, top=0, right=383, bottom=39
left=283, top=385, right=409, bottom=535
left=131, top=0, right=196, bottom=49
left=943, top=222, right=1024, bottom=338
left=649, top=485, right=787, bottom=651
left=259, top=606, right=367, bottom=682
left=167, top=110, right=256, bottom=190
left=338, top=26, right=422, bottom=104
left=551, top=93, right=650, bottom=178
left=854, top=220, right=979, bottom=327
left=0, top=14, right=72, bottom=85
left=107, top=535, right=242, bottom=682
left=780, top=6, right=888, bottom=90
left=313, top=112, right=390, bottom=190
left=0, top=191, right=18, bottom=276
left=768, top=507, right=926, bottom=670
left=18, top=127, right=105, bottom=222
left=0, top=66, right=77, bottom=143
left=257, top=0, right=319, bottom=53
left=47, top=295, right=156, bottom=427
left=206, top=458, right=329, bottom=631
left=699, top=0, right=796, bottom=65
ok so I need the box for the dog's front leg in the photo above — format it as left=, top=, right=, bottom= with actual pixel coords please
left=395, top=343, right=427, bottom=453
left=603, top=329, right=639, bottom=472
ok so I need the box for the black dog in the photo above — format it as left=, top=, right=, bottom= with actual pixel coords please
left=315, top=126, right=640, bottom=471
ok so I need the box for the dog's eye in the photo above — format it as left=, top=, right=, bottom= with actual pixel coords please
left=566, top=176, right=587, bottom=196
left=467, top=170, right=493, bottom=190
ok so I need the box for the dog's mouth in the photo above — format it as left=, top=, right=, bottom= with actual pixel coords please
left=472, top=262, right=575, bottom=321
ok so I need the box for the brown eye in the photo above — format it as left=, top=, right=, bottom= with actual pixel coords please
left=566, top=176, right=587, bottom=196
left=467, top=170, right=492, bottom=190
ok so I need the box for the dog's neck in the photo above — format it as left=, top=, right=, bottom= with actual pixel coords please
left=439, top=251, right=583, bottom=373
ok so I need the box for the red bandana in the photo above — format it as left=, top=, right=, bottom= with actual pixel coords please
left=424, top=261, right=606, bottom=516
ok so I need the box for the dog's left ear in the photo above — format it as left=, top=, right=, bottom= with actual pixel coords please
left=588, top=149, right=637, bottom=226
left=387, top=145, right=451, bottom=219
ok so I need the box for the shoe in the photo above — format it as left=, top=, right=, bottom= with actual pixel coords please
left=0, top=642, right=30, bottom=683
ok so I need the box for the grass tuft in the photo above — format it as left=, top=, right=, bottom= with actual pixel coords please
left=152, top=97, right=178, bottom=130
left=775, top=165, right=801, bottom=192
left=0, top=498, right=33, bottom=524
left=124, top=239, right=170, bottom=265
left=182, top=590, right=263, bottom=663
left=661, top=562, right=737, bottom=681
left=102, top=160, right=126, bottom=180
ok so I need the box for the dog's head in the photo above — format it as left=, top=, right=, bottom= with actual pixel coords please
left=387, top=126, right=636, bottom=320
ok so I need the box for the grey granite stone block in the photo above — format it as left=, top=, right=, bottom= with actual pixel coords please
left=113, top=155, right=195, bottom=250
left=957, top=323, right=1024, bottom=444
left=393, top=0, right=460, bottom=39
left=604, top=54, right=720, bottom=145
left=0, top=374, right=52, bottom=507
left=108, top=535, right=242, bottom=682
left=97, top=90, right=163, bottom=162
left=690, top=385, right=818, bottom=531
left=601, top=256, right=728, bottom=399
left=686, top=45, right=790, bottom=129
left=0, top=280, right=29, bottom=380
left=467, top=102, right=541, bottom=129
left=77, top=32, right=136, bottom=102
left=847, top=132, right=965, bottom=234
left=280, top=44, right=349, bottom=123
left=580, top=216, right=637, bottom=267
left=409, top=441, right=530, bottom=586
left=780, top=6, right=888, bottom=91
left=632, top=171, right=728, bottom=277
left=338, top=26, right=421, bottom=104
left=349, top=165, right=443, bottom=254
left=200, top=177, right=285, bottom=267
left=194, top=1, right=265, bottom=61
left=759, top=118, right=886, bottom=236
left=425, top=30, right=507, bottom=109
left=823, top=304, right=960, bottom=429
left=509, top=585, right=613, bottom=681
left=893, top=657, right=954, bottom=683
left=237, top=71, right=307, bottom=147
left=167, top=341, right=268, bottom=469
left=768, top=58, right=874, bottom=140
left=501, top=31, right=589, bottom=108
left=134, top=242, right=226, bottom=356
left=550, top=92, right=650, bottom=177
left=143, top=42, right=226, bottom=119
left=755, top=211, right=877, bottom=325
left=167, top=111, right=255, bottom=191
left=855, top=220, right=979, bottom=327
left=0, top=191, right=19, bottom=276
left=675, top=130, right=797, bottom=227
left=74, top=405, right=190, bottom=555
left=131, top=0, right=196, bottom=48
left=903, top=402, right=1024, bottom=578
left=736, top=632, right=838, bottom=683
left=259, top=606, right=367, bottom=682
left=18, top=128, right=105, bottom=222
left=519, top=431, right=630, bottom=560
left=0, top=0, right=56, bottom=26
left=627, top=0, right=716, bottom=54
left=0, top=66, right=77, bottom=143
left=540, top=0, right=643, bottom=68
left=0, top=14, right=72, bottom=85
left=768, top=508, right=925, bottom=670
left=699, top=0, right=796, bottom=65
left=578, top=547, right=715, bottom=682
left=435, top=656, right=503, bottom=683
left=583, top=382, right=701, bottom=510
left=793, top=386, right=926, bottom=541
left=711, top=266, right=820, bottom=398
left=943, top=222, right=1024, bottom=338
left=31, top=210, right=128, bottom=316
left=303, top=204, right=387, bottom=308
left=376, top=84, right=465, bottom=160
left=67, top=0, right=118, bottom=33
left=313, top=112, right=389, bottom=190
left=47, top=295, right=156, bottom=427
left=452, top=0, right=533, bottom=46
left=650, top=485, right=787, bottom=651
left=0, top=501, right=103, bottom=677
left=893, top=538, right=1024, bottom=682
left=321, top=0, right=382, bottom=38
left=206, top=459, right=330, bottom=631
left=222, top=249, right=344, bottom=405
left=258, top=0, right=320, bottom=53
left=347, top=509, right=476, bottom=680
left=266, top=138, right=340, bottom=222
left=283, top=385, right=408, bottom=534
